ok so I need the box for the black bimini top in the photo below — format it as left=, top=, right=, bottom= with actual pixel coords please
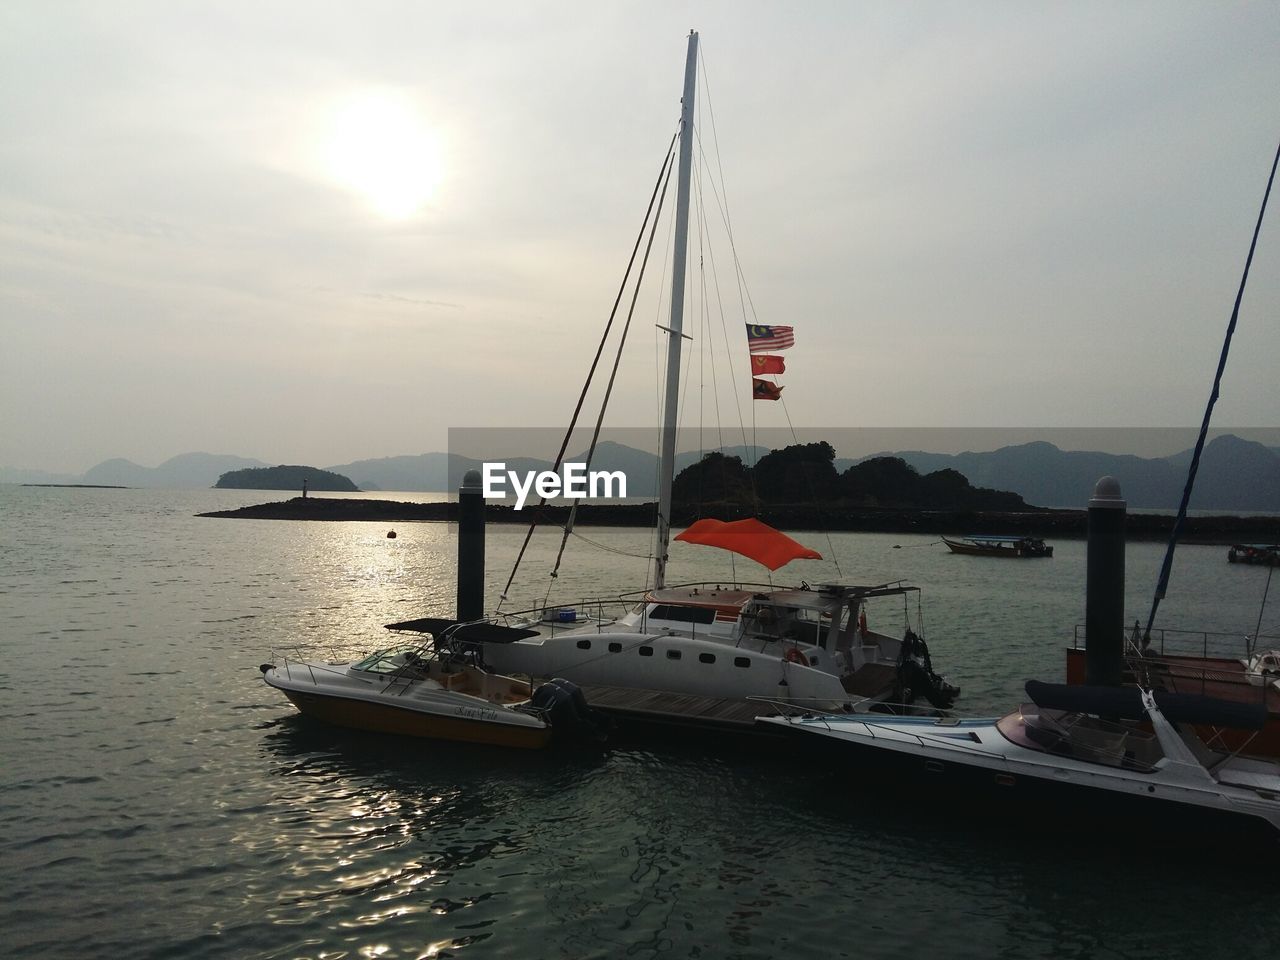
left=1025, top=680, right=1268, bottom=731
left=384, top=617, right=539, bottom=644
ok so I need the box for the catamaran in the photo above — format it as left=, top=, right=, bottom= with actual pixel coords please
left=457, top=32, right=959, bottom=723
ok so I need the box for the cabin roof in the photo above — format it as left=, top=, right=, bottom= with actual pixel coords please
left=957, top=535, right=1041, bottom=543
left=645, top=581, right=918, bottom=614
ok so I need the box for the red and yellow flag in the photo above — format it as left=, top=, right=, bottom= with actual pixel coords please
left=750, top=355, right=785, bottom=375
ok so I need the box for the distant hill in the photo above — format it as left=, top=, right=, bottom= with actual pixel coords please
left=79, top=453, right=269, bottom=488
left=325, top=442, right=771, bottom=494
left=215, top=465, right=359, bottom=492
left=9, top=434, right=1277, bottom=509
left=846, top=435, right=1280, bottom=510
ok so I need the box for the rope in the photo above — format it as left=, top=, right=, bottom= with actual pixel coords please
left=567, top=528, right=657, bottom=560
left=1250, top=564, right=1275, bottom=658
left=547, top=139, right=680, bottom=581
left=498, top=132, right=678, bottom=607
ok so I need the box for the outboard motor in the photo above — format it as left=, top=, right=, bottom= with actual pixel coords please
left=895, top=630, right=960, bottom=710
left=525, top=678, right=611, bottom=742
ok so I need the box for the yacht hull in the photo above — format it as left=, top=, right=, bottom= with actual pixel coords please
left=759, top=714, right=1280, bottom=846
left=263, top=667, right=552, bottom=749
left=276, top=687, right=551, bottom=748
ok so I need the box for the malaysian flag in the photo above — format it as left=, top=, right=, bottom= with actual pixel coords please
left=745, top=324, right=795, bottom=353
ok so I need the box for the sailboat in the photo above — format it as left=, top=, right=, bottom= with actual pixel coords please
left=456, top=32, right=959, bottom=727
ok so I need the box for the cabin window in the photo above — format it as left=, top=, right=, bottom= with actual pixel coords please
left=648, top=604, right=716, bottom=625
left=639, top=646, right=654, bottom=657
left=734, top=656, right=750, bottom=668
left=576, top=640, right=591, bottom=650
left=608, top=642, right=622, bottom=653
left=699, top=653, right=715, bottom=664
left=667, top=649, right=682, bottom=660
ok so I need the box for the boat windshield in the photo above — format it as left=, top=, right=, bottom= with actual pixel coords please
left=351, top=647, right=427, bottom=674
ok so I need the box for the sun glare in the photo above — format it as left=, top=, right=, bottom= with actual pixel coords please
left=323, top=91, right=443, bottom=219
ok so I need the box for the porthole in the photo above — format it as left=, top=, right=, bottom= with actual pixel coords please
left=639, top=646, right=654, bottom=657
left=608, top=642, right=622, bottom=653
left=576, top=640, right=591, bottom=650
left=734, top=657, right=750, bottom=668
left=699, top=653, right=715, bottom=664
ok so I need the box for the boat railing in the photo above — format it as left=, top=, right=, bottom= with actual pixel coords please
left=492, top=596, right=637, bottom=631
left=1072, top=624, right=1278, bottom=662
left=754, top=696, right=954, bottom=722
left=1072, top=624, right=1279, bottom=698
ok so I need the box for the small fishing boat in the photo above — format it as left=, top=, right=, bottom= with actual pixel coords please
left=942, top=534, right=1053, bottom=558
left=1228, top=543, right=1280, bottom=566
left=758, top=680, right=1280, bottom=843
left=260, top=620, right=606, bottom=749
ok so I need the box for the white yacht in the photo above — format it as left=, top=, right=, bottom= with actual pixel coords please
left=459, top=580, right=957, bottom=712
left=757, top=680, right=1280, bottom=843
left=260, top=622, right=605, bottom=749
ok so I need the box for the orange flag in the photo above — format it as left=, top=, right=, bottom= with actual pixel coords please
left=751, top=355, right=785, bottom=375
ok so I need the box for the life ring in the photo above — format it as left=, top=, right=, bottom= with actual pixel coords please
left=784, top=647, right=810, bottom=667
left=858, top=609, right=868, bottom=639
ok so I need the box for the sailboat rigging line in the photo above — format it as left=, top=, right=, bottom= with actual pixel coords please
left=1145, top=137, right=1280, bottom=637
left=692, top=137, right=752, bottom=466
left=546, top=138, right=681, bottom=583
left=565, top=528, right=656, bottom=560
left=695, top=166, right=727, bottom=458
left=693, top=134, right=763, bottom=332
left=497, top=132, right=678, bottom=607
left=1251, top=565, right=1274, bottom=659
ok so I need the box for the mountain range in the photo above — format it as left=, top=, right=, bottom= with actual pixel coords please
left=5, top=435, right=1278, bottom=511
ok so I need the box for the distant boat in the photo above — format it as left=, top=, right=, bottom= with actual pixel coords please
left=1228, top=543, right=1280, bottom=566
left=942, top=535, right=1053, bottom=558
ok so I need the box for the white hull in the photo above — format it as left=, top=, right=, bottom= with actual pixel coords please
left=758, top=705, right=1280, bottom=839
left=262, top=653, right=551, bottom=749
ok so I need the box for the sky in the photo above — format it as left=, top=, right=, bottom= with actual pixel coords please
left=2, top=1, right=1279, bottom=474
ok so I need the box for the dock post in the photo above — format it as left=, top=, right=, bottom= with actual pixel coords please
left=1085, top=476, right=1126, bottom=686
left=457, top=469, right=485, bottom=622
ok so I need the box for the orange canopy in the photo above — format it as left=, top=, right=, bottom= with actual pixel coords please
left=674, top=518, right=823, bottom=571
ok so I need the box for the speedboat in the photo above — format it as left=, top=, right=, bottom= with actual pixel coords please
left=758, top=680, right=1280, bottom=843
left=260, top=620, right=606, bottom=749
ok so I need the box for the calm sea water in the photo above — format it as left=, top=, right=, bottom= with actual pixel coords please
left=3, top=486, right=1278, bottom=960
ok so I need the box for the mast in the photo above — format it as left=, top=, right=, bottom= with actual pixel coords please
left=654, top=29, right=698, bottom=590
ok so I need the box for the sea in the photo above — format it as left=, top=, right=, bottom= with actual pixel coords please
left=3, top=485, right=1279, bottom=960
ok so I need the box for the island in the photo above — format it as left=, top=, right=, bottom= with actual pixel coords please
left=198, top=447, right=1280, bottom=541
left=214, top=465, right=359, bottom=492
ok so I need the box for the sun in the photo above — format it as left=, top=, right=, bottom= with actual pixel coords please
left=322, top=90, right=443, bottom=219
